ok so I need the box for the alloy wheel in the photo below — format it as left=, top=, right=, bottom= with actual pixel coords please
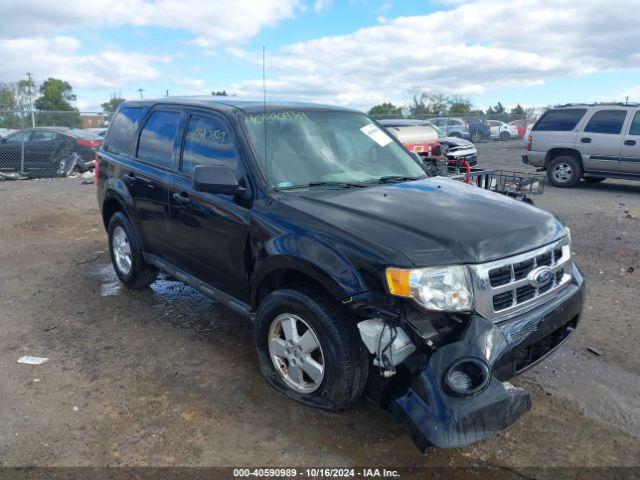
left=268, top=313, right=325, bottom=393
left=112, top=226, right=132, bottom=275
left=552, top=162, right=573, bottom=183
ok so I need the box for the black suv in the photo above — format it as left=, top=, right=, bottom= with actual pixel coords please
left=97, top=98, right=584, bottom=451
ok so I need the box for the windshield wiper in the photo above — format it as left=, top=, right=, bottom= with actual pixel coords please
left=375, top=175, right=425, bottom=184
left=273, top=181, right=367, bottom=191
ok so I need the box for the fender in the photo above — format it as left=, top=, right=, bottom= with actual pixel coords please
left=101, top=184, right=148, bottom=251
left=250, top=234, right=370, bottom=307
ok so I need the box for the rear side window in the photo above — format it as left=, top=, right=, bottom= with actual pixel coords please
left=629, top=111, right=640, bottom=136
left=533, top=109, right=586, bottom=131
left=181, top=114, right=240, bottom=176
left=584, top=110, right=627, bottom=135
left=137, top=110, right=181, bottom=169
left=105, top=107, right=144, bottom=154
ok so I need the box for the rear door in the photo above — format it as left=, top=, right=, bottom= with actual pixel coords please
left=578, top=109, right=627, bottom=173
left=167, top=110, right=251, bottom=301
left=531, top=108, right=586, bottom=156
left=619, top=109, right=640, bottom=175
left=131, top=107, right=183, bottom=258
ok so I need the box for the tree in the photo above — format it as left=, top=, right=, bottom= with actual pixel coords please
left=34, top=78, right=81, bottom=127
left=101, top=96, right=125, bottom=118
left=34, top=78, right=77, bottom=111
left=492, top=102, right=505, bottom=114
left=405, top=88, right=449, bottom=115
left=212, top=90, right=228, bottom=96
left=448, top=95, right=473, bottom=114
left=368, top=102, right=402, bottom=116
left=510, top=103, right=525, bottom=116
left=0, top=82, right=17, bottom=110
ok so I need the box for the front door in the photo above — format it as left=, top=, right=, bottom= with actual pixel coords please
left=578, top=109, right=627, bottom=174
left=619, top=109, right=640, bottom=175
left=167, top=111, right=251, bottom=302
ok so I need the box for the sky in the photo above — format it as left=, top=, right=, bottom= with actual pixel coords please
left=0, top=0, right=639, bottom=112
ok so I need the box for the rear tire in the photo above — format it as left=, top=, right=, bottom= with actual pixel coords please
left=499, top=131, right=510, bottom=141
left=547, top=155, right=583, bottom=188
left=108, top=212, right=158, bottom=289
left=255, top=284, right=368, bottom=411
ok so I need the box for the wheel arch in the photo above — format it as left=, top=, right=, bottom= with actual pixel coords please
left=251, top=255, right=366, bottom=311
left=545, top=148, right=582, bottom=168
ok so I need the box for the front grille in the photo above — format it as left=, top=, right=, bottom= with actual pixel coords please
left=469, top=237, right=572, bottom=322
left=514, top=316, right=578, bottom=372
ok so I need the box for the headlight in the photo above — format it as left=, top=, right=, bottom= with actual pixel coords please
left=385, top=265, right=473, bottom=312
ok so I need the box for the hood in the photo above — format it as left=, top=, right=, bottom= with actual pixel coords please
left=276, top=177, right=566, bottom=266
left=441, top=136, right=473, bottom=148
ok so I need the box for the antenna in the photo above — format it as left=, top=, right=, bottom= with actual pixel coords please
left=263, top=45, right=269, bottom=186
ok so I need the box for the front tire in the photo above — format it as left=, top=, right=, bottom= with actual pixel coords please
left=547, top=155, right=583, bottom=188
left=499, top=131, right=510, bottom=141
left=255, top=285, right=368, bottom=411
left=108, top=212, right=158, bottom=289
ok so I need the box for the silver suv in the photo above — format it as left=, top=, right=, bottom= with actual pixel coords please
left=523, top=103, right=640, bottom=187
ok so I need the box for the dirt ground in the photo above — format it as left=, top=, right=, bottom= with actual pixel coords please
left=0, top=141, right=639, bottom=472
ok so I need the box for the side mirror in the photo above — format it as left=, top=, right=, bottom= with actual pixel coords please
left=192, top=165, right=246, bottom=195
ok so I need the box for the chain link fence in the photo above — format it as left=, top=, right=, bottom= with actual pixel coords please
left=0, top=110, right=106, bottom=179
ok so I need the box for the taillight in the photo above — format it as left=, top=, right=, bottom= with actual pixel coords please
left=463, top=119, right=469, bottom=130
left=95, top=157, right=100, bottom=185
left=77, top=139, right=102, bottom=147
left=527, top=135, right=533, bottom=151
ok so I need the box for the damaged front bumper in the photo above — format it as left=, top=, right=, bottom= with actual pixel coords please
left=385, top=264, right=585, bottom=450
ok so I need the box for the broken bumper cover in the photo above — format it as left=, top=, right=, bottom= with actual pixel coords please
left=388, top=264, right=584, bottom=450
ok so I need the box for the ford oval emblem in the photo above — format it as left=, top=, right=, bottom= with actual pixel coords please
left=528, top=266, right=553, bottom=287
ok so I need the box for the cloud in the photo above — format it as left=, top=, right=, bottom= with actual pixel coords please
left=0, top=0, right=302, bottom=46
left=229, top=0, right=640, bottom=109
left=314, top=0, right=333, bottom=12
left=0, top=36, right=166, bottom=90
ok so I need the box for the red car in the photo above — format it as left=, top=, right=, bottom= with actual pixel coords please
left=509, top=118, right=537, bottom=139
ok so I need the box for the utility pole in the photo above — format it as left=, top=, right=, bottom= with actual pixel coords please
left=165, top=89, right=169, bottom=97
left=625, top=96, right=629, bottom=105
left=138, top=88, right=144, bottom=100
left=26, top=72, right=35, bottom=127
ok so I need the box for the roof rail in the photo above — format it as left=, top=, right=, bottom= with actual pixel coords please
left=555, top=102, right=639, bottom=108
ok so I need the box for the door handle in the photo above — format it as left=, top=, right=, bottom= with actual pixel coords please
left=172, top=192, right=191, bottom=205
left=580, top=137, right=592, bottom=143
left=624, top=140, right=636, bottom=146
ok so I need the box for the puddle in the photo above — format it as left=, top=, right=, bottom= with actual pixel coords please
left=88, top=263, right=249, bottom=337
left=89, top=264, right=122, bottom=297
left=525, top=347, right=640, bottom=439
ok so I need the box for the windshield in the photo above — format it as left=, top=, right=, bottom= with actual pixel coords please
left=427, top=123, right=447, bottom=139
left=243, top=110, right=426, bottom=189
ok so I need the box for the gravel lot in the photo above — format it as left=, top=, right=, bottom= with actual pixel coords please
left=0, top=140, right=639, bottom=472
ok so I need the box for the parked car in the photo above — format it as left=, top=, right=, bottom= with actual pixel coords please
left=380, top=119, right=477, bottom=167
left=523, top=103, right=640, bottom=187
left=378, top=120, right=443, bottom=160
left=97, top=98, right=584, bottom=451
left=509, top=118, right=536, bottom=139
left=0, top=127, right=102, bottom=178
left=487, top=120, right=519, bottom=140
left=429, top=117, right=470, bottom=139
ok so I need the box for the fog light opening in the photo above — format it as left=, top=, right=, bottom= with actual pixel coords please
left=444, top=358, right=490, bottom=397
